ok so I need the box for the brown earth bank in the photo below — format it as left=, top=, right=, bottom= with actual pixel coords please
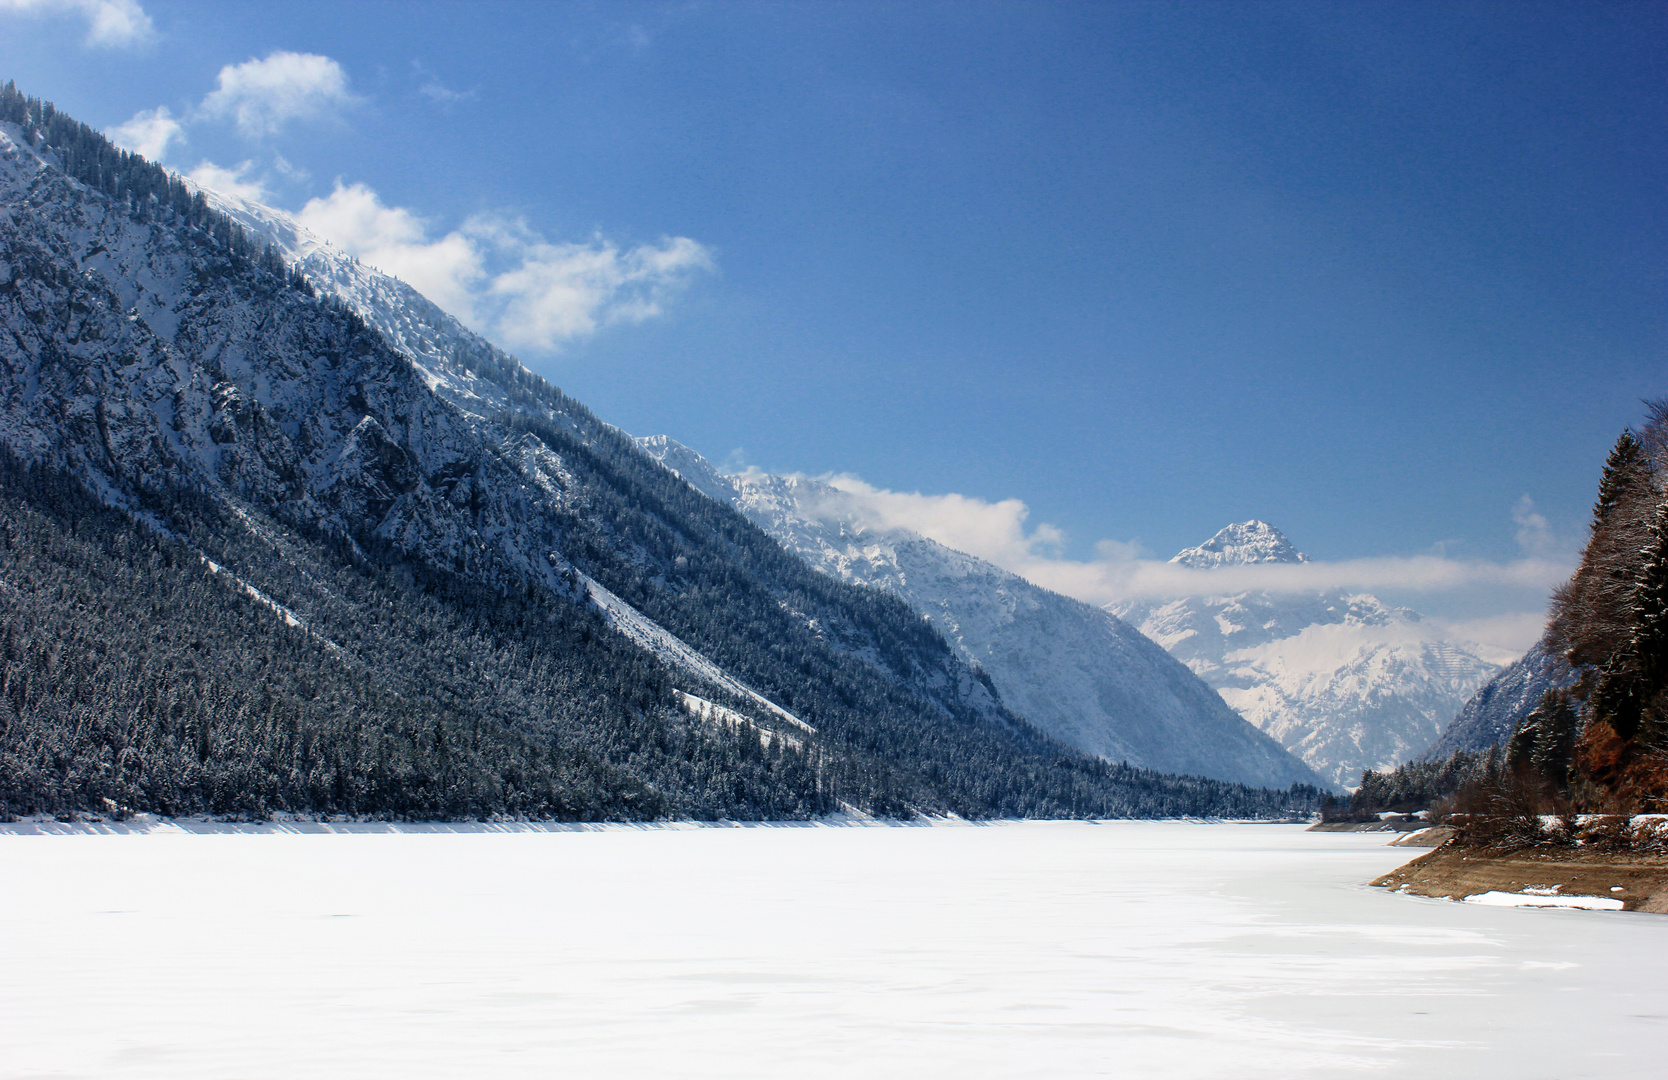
left=1373, top=843, right=1668, bottom=913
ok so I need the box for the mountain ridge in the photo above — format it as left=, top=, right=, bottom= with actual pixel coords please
left=1421, top=642, right=1567, bottom=761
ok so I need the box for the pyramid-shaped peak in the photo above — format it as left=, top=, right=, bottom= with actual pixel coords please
left=1170, top=520, right=1310, bottom=569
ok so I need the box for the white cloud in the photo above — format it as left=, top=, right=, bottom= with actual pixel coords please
left=106, top=105, right=182, bottom=161
left=412, top=60, right=475, bottom=107
left=813, top=474, right=1065, bottom=570
left=486, top=228, right=714, bottom=349
left=1029, top=550, right=1572, bottom=610
left=271, top=154, right=309, bottom=183
left=296, top=181, right=483, bottom=320
left=789, top=474, right=1575, bottom=628
left=1512, top=494, right=1558, bottom=558
left=0, top=0, right=154, bottom=48
left=199, top=52, right=360, bottom=138
left=294, top=181, right=713, bottom=351
left=185, top=159, right=269, bottom=203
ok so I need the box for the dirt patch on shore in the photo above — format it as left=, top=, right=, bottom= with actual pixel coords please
left=1374, top=844, right=1668, bottom=912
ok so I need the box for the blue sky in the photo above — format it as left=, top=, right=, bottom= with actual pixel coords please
left=2, top=0, right=1663, bottom=649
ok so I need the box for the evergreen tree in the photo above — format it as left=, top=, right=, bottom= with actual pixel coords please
left=1584, top=499, right=1668, bottom=741
left=1593, top=430, right=1644, bottom=530
left=1506, top=690, right=1577, bottom=789
left=1547, top=426, right=1658, bottom=672
left=1633, top=498, right=1668, bottom=696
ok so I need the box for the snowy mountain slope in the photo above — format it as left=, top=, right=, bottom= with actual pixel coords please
left=0, top=92, right=1323, bottom=820
left=636, top=438, right=1324, bottom=789
left=1113, top=523, right=1503, bottom=789
left=193, top=184, right=545, bottom=428
left=0, top=120, right=569, bottom=592
left=181, top=176, right=1013, bottom=731
left=577, top=570, right=814, bottom=734
left=0, top=113, right=909, bottom=757
left=1420, top=642, right=1569, bottom=761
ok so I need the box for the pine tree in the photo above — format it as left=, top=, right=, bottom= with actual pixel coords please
left=1548, top=427, right=1659, bottom=671
left=1593, top=431, right=1644, bottom=530
left=1506, top=689, right=1578, bottom=789
left=1587, top=498, right=1668, bottom=741
left=1630, top=498, right=1668, bottom=736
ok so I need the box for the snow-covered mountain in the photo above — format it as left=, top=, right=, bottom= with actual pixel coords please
left=191, top=184, right=541, bottom=429
left=194, top=175, right=1321, bottom=793
left=0, top=92, right=1322, bottom=820
left=1421, top=642, right=1568, bottom=761
left=1112, top=522, right=1503, bottom=789
left=635, top=440, right=1324, bottom=789
left=1171, top=520, right=1310, bottom=569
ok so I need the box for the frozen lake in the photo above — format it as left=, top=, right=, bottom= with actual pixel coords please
left=3, top=820, right=1665, bottom=1078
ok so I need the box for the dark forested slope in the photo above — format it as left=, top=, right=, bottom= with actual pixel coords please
left=1421, top=643, right=1567, bottom=760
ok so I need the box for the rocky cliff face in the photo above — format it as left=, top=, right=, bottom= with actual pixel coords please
left=1113, top=523, right=1503, bottom=789
left=635, top=439, right=1324, bottom=789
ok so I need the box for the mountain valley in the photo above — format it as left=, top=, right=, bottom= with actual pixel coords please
left=0, top=86, right=1322, bottom=820
left=636, top=439, right=1322, bottom=789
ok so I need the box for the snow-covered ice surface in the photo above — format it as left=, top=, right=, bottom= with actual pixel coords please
left=3, top=822, right=1665, bottom=1078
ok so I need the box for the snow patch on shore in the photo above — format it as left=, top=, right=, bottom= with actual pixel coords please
left=1465, top=890, right=1626, bottom=910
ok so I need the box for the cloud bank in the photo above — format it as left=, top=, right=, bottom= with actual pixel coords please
left=295, top=181, right=714, bottom=352
left=0, top=0, right=153, bottom=48
left=789, top=473, right=1573, bottom=653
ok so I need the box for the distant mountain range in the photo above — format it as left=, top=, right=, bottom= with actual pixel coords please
left=1112, top=522, right=1504, bottom=789
left=0, top=86, right=1320, bottom=820
left=635, top=441, right=1322, bottom=789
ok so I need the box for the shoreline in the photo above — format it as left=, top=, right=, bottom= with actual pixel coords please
left=1374, top=843, right=1668, bottom=913
left=0, top=812, right=1315, bottom=837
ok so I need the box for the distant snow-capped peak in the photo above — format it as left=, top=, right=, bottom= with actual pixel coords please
left=1170, top=520, right=1309, bottom=569
left=1115, top=520, right=1500, bottom=789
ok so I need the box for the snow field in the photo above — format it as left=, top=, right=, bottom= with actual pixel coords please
left=2, top=821, right=1666, bottom=1078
